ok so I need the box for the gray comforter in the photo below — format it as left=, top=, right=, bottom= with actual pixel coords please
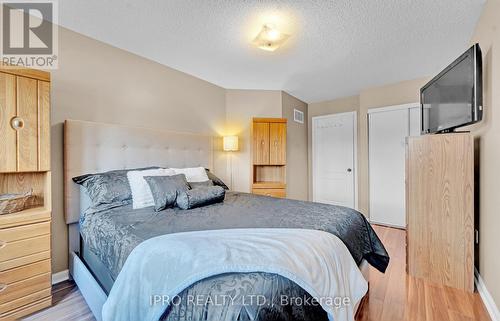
left=80, top=192, right=389, bottom=321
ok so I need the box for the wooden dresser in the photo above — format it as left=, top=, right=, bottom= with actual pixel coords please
left=0, top=66, right=52, bottom=320
left=406, top=133, right=474, bottom=292
left=251, top=118, right=287, bottom=198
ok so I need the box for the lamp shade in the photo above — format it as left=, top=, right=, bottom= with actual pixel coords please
left=223, top=136, right=239, bottom=151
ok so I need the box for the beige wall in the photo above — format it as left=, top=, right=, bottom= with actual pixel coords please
left=307, top=79, right=428, bottom=216
left=282, top=92, right=308, bottom=201
left=224, top=89, right=283, bottom=192
left=51, top=27, right=227, bottom=273
left=467, top=0, right=500, bottom=308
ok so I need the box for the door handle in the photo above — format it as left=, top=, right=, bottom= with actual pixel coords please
left=347, top=168, right=352, bottom=172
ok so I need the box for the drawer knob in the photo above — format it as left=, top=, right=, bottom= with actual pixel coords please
left=0, top=284, right=6, bottom=292
left=10, top=117, right=24, bottom=130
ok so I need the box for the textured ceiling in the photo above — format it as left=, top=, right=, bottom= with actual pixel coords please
left=59, top=0, right=485, bottom=103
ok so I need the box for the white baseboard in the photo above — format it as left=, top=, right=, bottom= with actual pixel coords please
left=475, top=268, right=500, bottom=321
left=52, top=269, right=70, bottom=285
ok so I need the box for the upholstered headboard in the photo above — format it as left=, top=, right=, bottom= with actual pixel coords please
left=64, top=120, right=214, bottom=225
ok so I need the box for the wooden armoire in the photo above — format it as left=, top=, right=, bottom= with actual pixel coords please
left=251, top=118, right=287, bottom=198
left=406, top=133, right=474, bottom=292
left=0, top=66, right=52, bottom=319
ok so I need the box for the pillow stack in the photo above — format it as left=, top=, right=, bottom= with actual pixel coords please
left=128, top=167, right=210, bottom=210
left=74, top=166, right=227, bottom=212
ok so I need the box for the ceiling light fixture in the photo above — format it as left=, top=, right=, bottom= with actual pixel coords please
left=252, top=24, right=290, bottom=52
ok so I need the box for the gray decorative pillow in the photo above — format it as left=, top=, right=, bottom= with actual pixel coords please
left=144, top=174, right=190, bottom=211
left=73, top=167, right=159, bottom=207
left=205, top=169, right=229, bottom=190
left=189, top=180, right=214, bottom=189
left=177, top=186, right=225, bottom=210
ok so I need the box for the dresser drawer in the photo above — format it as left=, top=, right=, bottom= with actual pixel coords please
left=0, top=272, right=50, bottom=305
left=0, top=259, right=50, bottom=285
left=0, top=234, right=50, bottom=271
left=0, top=221, right=50, bottom=242
left=252, top=188, right=286, bottom=198
left=0, top=273, right=52, bottom=315
left=0, top=252, right=50, bottom=273
left=0, top=296, right=52, bottom=321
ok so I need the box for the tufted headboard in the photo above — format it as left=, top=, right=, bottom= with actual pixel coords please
left=64, top=119, right=214, bottom=225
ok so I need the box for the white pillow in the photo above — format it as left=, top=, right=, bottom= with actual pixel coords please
left=171, top=167, right=209, bottom=183
left=127, top=168, right=175, bottom=209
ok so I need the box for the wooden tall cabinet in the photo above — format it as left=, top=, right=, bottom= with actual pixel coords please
left=0, top=71, right=50, bottom=172
left=406, top=133, right=474, bottom=292
left=0, top=66, right=52, bottom=319
left=251, top=118, right=287, bottom=198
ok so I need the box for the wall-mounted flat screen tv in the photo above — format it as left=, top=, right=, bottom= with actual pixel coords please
left=421, top=43, right=483, bottom=134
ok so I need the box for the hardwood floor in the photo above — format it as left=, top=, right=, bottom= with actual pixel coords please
left=22, top=280, right=95, bottom=321
left=356, top=225, right=490, bottom=321
left=22, top=225, right=490, bottom=321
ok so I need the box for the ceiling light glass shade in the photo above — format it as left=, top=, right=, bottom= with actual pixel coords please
left=253, top=24, right=290, bottom=52
left=223, top=136, right=239, bottom=151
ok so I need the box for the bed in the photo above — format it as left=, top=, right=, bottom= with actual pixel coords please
left=64, top=120, right=389, bottom=321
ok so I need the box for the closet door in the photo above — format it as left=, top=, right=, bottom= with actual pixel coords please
left=269, top=123, right=286, bottom=165
left=253, top=122, right=269, bottom=165
left=0, top=73, right=16, bottom=172
left=369, top=109, right=409, bottom=227
left=17, top=76, right=38, bottom=172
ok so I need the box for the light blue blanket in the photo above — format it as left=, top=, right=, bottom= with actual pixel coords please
left=102, top=228, right=368, bottom=321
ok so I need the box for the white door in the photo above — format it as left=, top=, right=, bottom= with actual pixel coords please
left=368, top=106, right=420, bottom=228
left=312, top=112, right=356, bottom=208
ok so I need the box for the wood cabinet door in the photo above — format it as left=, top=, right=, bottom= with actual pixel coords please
left=37, top=81, right=50, bottom=171
left=17, top=77, right=38, bottom=172
left=269, top=123, right=286, bottom=165
left=253, top=122, right=269, bottom=165
left=0, top=73, right=17, bottom=172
